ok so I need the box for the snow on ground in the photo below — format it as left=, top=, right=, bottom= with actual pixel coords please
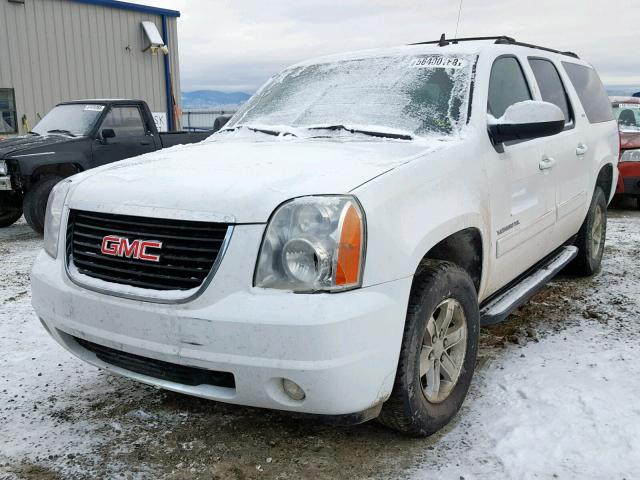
left=1, top=206, right=639, bottom=479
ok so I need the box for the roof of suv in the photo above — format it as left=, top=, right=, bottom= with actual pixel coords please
left=293, top=36, right=587, bottom=69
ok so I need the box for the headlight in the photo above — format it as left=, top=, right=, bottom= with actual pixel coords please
left=0, top=160, right=7, bottom=175
left=620, top=149, right=640, bottom=162
left=255, top=196, right=365, bottom=292
left=44, top=180, right=71, bottom=259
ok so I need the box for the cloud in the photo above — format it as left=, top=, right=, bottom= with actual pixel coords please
left=143, top=0, right=640, bottom=91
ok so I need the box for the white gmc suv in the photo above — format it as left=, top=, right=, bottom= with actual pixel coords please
left=31, top=36, right=619, bottom=436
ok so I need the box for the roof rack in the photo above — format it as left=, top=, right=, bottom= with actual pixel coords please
left=409, top=34, right=579, bottom=59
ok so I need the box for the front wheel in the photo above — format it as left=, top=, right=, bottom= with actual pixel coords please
left=0, top=192, right=23, bottom=227
left=23, top=176, right=64, bottom=234
left=0, top=208, right=22, bottom=227
left=378, top=260, right=479, bottom=437
left=570, top=187, right=607, bottom=276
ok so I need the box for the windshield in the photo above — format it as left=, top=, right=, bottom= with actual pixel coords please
left=32, top=104, right=104, bottom=136
left=227, top=53, right=476, bottom=138
left=613, top=102, right=640, bottom=132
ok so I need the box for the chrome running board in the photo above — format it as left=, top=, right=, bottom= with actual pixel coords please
left=480, top=246, right=578, bottom=326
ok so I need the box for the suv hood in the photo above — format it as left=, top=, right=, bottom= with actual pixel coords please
left=69, top=136, right=448, bottom=223
left=0, top=134, right=72, bottom=158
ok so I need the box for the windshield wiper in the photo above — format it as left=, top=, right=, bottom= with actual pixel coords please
left=307, top=125, right=413, bottom=140
left=28, top=131, right=40, bottom=136
left=47, top=129, right=76, bottom=137
left=221, top=125, right=297, bottom=137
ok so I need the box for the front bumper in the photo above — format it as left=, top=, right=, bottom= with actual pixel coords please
left=621, top=176, right=640, bottom=196
left=617, top=161, right=640, bottom=196
left=32, top=231, right=412, bottom=417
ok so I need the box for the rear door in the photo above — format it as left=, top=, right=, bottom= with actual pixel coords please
left=486, top=55, right=557, bottom=292
left=91, top=105, right=156, bottom=167
left=527, top=57, right=586, bottom=244
left=561, top=61, right=618, bottom=211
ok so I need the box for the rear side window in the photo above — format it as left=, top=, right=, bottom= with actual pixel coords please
left=562, top=62, right=614, bottom=124
left=487, top=57, right=532, bottom=118
left=529, top=58, right=572, bottom=124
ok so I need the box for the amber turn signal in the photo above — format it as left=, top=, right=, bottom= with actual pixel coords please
left=335, top=203, right=363, bottom=286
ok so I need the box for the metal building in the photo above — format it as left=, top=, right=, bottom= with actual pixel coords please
left=0, top=0, right=181, bottom=135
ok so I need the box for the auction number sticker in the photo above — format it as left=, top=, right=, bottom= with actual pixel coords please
left=619, top=103, right=640, bottom=109
left=84, top=105, right=105, bottom=112
left=410, top=55, right=466, bottom=69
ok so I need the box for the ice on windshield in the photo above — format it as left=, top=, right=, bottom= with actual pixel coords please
left=228, top=53, right=476, bottom=138
left=613, top=103, right=640, bottom=132
left=32, top=104, right=104, bottom=136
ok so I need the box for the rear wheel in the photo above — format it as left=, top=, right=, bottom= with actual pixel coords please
left=378, top=260, right=479, bottom=437
left=570, top=187, right=607, bottom=276
left=23, top=176, right=63, bottom=234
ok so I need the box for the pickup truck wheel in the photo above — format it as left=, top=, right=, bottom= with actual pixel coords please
left=378, top=260, right=479, bottom=437
left=570, top=187, right=607, bottom=276
left=0, top=208, right=22, bottom=227
left=23, top=176, right=64, bottom=234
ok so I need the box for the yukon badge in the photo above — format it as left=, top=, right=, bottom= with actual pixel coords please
left=100, top=235, right=162, bottom=262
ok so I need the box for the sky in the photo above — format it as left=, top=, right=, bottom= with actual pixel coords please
left=140, top=0, right=640, bottom=93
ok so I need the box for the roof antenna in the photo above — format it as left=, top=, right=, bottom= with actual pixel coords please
left=454, top=0, right=463, bottom=38
left=438, top=33, right=450, bottom=47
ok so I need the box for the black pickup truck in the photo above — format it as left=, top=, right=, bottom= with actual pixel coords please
left=0, top=99, right=214, bottom=232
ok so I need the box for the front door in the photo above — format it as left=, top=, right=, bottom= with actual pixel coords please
left=92, top=105, right=156, bottom=167
left=486, top=55, right=557, bottom=294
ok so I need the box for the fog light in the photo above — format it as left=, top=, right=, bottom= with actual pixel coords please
left=282, top=378, right=306, bottom=401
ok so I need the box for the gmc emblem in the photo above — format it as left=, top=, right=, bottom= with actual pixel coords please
left=100, top=235, right=162, bottom=262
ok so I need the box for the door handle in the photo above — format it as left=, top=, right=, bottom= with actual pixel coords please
left=576, top=143, right=588, bottom=156
left=539, top=156, right=556, bottom=171
left=140, top=141, right=151, bottom=146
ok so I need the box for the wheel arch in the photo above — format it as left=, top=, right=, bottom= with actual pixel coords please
left=595, top=162, right=615, bottom=203
left=30, top=163, right=83, bottom=185
left=413, top=225, right=485, bottom=294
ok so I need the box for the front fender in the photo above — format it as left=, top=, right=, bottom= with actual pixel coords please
left=13, top=138, right=92, bottom=177
left=354, top=141, right=489, bottom=296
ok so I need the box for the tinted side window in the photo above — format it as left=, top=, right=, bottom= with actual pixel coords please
left=562, top=62, right=614, bottom=124
left=102, top=106, right=146, bottom=137
left=488, top=57, right=532, bottom=118
left=529, top=58, right=572, bottom=123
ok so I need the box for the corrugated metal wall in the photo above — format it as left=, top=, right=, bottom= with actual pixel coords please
left=0, top=0, right=180, bottom=134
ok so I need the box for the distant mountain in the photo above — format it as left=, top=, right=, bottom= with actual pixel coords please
left=181, top=90, right=251, bottom=109
left=606, top=85, right=640, bottom=97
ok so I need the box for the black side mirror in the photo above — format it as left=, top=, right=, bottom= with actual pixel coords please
left=101, top=128, right=116, bottom=142
left=488, top=101, right=565, bottom=144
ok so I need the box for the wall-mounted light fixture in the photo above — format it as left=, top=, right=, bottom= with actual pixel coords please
left=141, top=21, right=169, bottom=55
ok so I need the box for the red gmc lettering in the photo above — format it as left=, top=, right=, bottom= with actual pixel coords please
left=100, top=236, right=162, bottom=262
left=100, top=236, right=121, bottom=256
left=118, top=238, right=141, bottom=258
left=138, top=241, right=163, bottom=262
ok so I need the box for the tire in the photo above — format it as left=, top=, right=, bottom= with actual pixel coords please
left=378, top=260, right=479, bottom=437
left=570, top=187, right=607, bottom=276
left=23, top=176, right=63, bottom=234
left=0, top=208, right=22, bottom=227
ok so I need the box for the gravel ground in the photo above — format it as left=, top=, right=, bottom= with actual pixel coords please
left=1, top=202, right=639, bottom=480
